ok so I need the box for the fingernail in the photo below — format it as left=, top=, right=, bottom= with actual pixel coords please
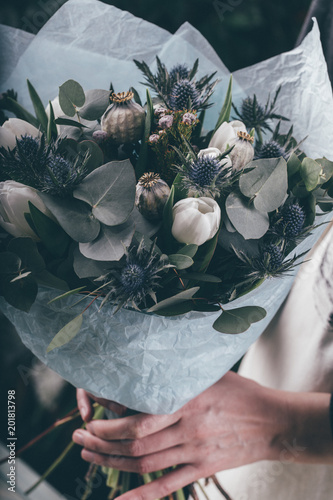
left=73, top=430, right=84, bottom=445
left=80, top=405, right=88, bottom=420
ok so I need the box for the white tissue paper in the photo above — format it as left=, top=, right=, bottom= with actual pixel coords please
left=0, top=0, right=332, bottom=414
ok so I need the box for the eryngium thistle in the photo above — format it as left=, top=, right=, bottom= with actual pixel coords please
left=169, top=80, right=201, bottom=110
left=260, top=244, right=284, bottom=272
left=240, top=96, right=266, bottom=129
left=169, top=64, right=190, bottom=83
left=255, top=140, right=288, bottom=160
left=178, top=155, right=232, bottom=198
left=273, top=203, right=306, bottom=238
left=99, top=239, right=171, bottom=313
left=0, top=134, right=89, bottom=196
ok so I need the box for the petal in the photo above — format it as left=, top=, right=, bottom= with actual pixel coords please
left=3, top=118, right=40, bottom=140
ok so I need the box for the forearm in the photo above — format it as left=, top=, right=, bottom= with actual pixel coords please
left=268, top=388, right=333, bottom=464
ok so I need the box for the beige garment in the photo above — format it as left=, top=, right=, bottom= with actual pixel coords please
left=203, top=221, right=333, bottom=500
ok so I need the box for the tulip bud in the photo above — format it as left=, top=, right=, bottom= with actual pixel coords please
left=171, top=197, right=221, bottom=246
left=208, top=120, right=247, bottom=152
left=0, top=118, right=40, bottom=150
left=0, top=181, right=52, bottom=240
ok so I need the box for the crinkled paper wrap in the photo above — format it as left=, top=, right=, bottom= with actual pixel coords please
left=0, top=0, right=333, bottom=413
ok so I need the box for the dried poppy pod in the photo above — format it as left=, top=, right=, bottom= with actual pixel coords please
left=135, top=172, right=171, bottom=221
left=101, top=91, right=145, bottom=144
left=229, top=131, right=255, bottom=171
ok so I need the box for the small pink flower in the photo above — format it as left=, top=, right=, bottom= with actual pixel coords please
left=159, top=115, right=174, bottom=129
left=182, top=112, right=197, bottom=125
left=149, top=134, right=160, bottom=143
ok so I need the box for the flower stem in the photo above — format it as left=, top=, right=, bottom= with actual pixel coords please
left=210, top=474, right=233, bottom=500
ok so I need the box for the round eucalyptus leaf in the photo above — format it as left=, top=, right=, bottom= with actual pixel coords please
left=129, top=207, right=160, bottom=238
left=315, top=157, right=333, bottom=185
left=40, top=193, right=100, bottom=243
left=300, top=158, right=322, bottom=191
left=225, top=192, right=269, bottom=240
left=59, top=80, right=85, bottom=117
left=73, top=247, right=112, bottom=279
left=79, top=221, right=135, bottom=261
left=73, top=160, right=136, bottom=226
left=213, top=306, right=267, bottom=334
left=0, top=252, right=21, bottom=274
left=239, top=158, right=288, bottom=213
left=287, top=153, right=301, bottom=177
left=168, top=254, right=194, bottom=270
left=79, top=89, right=111, bottom=121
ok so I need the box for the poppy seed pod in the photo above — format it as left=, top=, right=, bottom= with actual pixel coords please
left=101, top=91, right=145, bottom=144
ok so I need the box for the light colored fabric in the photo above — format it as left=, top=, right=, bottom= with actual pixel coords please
left=200, top=220, right=333, bottom=499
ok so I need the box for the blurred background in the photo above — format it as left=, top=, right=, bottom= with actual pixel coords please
left=0, top=0, right=314, bottom=498
left=0, top=0, right=312, bottom=71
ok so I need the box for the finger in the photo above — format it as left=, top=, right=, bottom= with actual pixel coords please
left=85, top=393, right=128, bottom=416
left=73, top=421, right=184, bottom=457
left=116, top=465, right=199, bottom=500
left=77, top=388, right=94, bottom=422
left=80, top=443, right=191, bottom=474
left=86, top=411, right=181, bottom=441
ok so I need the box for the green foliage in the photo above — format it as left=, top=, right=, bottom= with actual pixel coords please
left=58, top=80, right=86, bottom=117
left=213, top=306, right=267, bottom=334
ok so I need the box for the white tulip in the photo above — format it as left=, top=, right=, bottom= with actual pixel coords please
left=171, top=197, right=221, bottom=246
left=0, top=118, right=40, bottom=150
left=0, top=181, right=52, bottom=240
left=198, top=147, right=232, bottom=169
left=209, top=120, right=247, bottom=152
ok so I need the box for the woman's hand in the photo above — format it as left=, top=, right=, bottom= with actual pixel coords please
left=73, top=372, right=289, bottom=499
left=73, top=373, right=332, bottom=500
left=76, top=388, right=127, bottom=422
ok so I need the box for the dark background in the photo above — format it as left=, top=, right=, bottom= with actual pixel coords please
left=0, top=0, right=315, bottom=498
left=0, top=0, right=312, bottom=71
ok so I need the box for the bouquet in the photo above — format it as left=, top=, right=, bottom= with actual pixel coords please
left=1, top=1, right=333, bottom=497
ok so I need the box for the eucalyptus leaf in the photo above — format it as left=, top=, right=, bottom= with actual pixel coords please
left=315, top=157, right=333, bottom=185
left=168, top=254, right=194, bottom=270
left=40, top=193, right=100, bottom=243
left=79, top=221, right=135, bottom=261
left=0, top=252, right=21, bottom=274
left=2, top=273, right=38, bottom=312
left=28, top=202, right=70, bottom=258
left=147, top=287, right=200, bottom=313
left=73, top=160, right=136, bottom=226
left=10, top=271, right=32, bottom=282
left=300, top=158, right=322, bottom=191
left=177, top=244, right=198, bottom=259
left=129, top=207, right=160, bottom=238
left=226, top=192, right=269, bottom=240
left=27, top=79, right=48, bottom=132
left=73, top=247, right=112, bottom=278
left=213, top=306, right=267, bottom=334
left=59, top=80, right=85, bottom=117
left=239, top=158, right=288, bottom=213
left=79, top=89, right=111, bottom=121
left=35, top=270, right=69, bottom=291
left=46, top=314, right=83, bottom=353
left=287, top=153, right=301, bottom=177
left=8, top=237, right=45, bottom=273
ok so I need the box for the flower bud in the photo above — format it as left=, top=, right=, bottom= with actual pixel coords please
left=159, top=115, right=173, bottom=129
left=0, top=118, right=40, bottom=150
left=229, top=131, right=255, bottom=170
left=0, top=181, right=52, bottom=240
left=171, top=197, right=221, bottom=246
left=208, top=120, right=247, bottom=152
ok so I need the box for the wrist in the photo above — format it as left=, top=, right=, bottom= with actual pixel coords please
left=266, top=388, right=333, bottom=464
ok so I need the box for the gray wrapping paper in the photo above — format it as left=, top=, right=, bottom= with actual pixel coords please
left=0, top=0, right=332, bottom=413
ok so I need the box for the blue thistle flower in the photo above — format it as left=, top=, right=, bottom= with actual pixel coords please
left=169, top=79, right=201, bottom=110
left=260, top=244, right=284, bottom=272
left=272, top=203, right=306, bottom=238
left=255, top=140, right=288, bottom=160
left=177, top=154, right=232, bottom=198
left=0, top=134, right=89, bottom=196
left=100, top=239, right=171, bottom=312
left=169, top=64, right=190, bottom=83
